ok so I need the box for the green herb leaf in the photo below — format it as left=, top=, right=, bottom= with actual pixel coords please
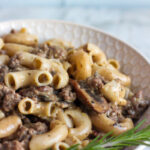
left=67, top=120, right=150, bottom=150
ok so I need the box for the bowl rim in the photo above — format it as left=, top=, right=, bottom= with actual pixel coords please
left=0, top=19, right=149, bottom=65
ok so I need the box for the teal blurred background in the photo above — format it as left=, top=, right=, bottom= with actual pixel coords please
left=0, top=0, right=150, bottom=60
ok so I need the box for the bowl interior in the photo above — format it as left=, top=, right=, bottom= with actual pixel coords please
left=0, top=20, right=150, bottom=97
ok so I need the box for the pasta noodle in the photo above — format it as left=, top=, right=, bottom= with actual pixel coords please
left=65, top=109, right=92, bottom=140
left=92, top=63, right=131, bottom=86
left=5, top=70, right=53, bottom=90
left=0, top=38, right=4, bottom=49
left=81, top=43, right=107, bottom=66
left=18, top=97, right=57, bottom=117
left=0, top=54, right=10, bottom=65
left=90, top=113, right=134, bottom=136
left=3, top=28, right=38, bottom=46
left=68, top=49, right=92, bottom=80
left=52, top=142, right=70, bottom=150
left=3, top=43, right=33, bottom=56
left=101, top=79, right=127, bottom=106
left=33, top=57, right=69, bottom=89
left=45, top=39, right=73, bottom=48
left=0, top=115, right=22, bottom=138
left=108, top=59, right=120, bottom=70
left=0, top=110, right=5, bottom=120
left=29, top=120, right=68, bottom=150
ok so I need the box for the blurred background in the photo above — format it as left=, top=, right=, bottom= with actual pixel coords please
left=0, top=0, right=150, bottom=60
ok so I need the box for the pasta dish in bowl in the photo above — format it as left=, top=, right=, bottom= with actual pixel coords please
left=0, top=20, right=150, bottom=150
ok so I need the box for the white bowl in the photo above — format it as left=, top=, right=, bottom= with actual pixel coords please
left=0, top=20, right=149, bottom=150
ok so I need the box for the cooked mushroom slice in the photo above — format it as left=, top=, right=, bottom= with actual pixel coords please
left=70, top=79, right=108, bottom=113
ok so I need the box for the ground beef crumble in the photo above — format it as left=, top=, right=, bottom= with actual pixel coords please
left=0, top=84, right=21, bottom=112
left=31, top=44, right=68, bottom=61
left=8, top=54, right=27, bottom=72
left=123, top=91, right=150, bottom=120
left=19, top=86, right=59, bottom=102
left=0, top=65, right=9, bottom=83
left=59, top=85, right=76, bottom=103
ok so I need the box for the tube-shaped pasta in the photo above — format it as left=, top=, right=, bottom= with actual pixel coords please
left=3, top=43, right=33, bottom=56
left=0, top=115, right=22, bottom=138
left=101, top=79, right=127, bottom=106
left=33, top=57, right=69, bottom=89
left=45, top=39, right=73, bottom=48
left=52, top=142, right=69, bottom=150
left=92, top=64, right=131, bottom=87
left=62, top=61, right=71, bottom=71
left=68, top=49, right=92, bottom=80
left=0, top=110, right=5, bottom=120
left=5, top=70, right=53, bottom=90
left=3, top=30, right=38, bottom=46
left=29, top=120, right=68, bottom=150
left=57, top=109, right=73, bottom=128
left=108, top=59, right=120, bottom=70
left=17, top=52, right=38, bottom=68
left=65, top=135, right=81, bottom=146
left=65, top=109, right=92, bottom=140
left=18, top=97, right=56, bottom=117
left=0, top=38, right=4, bottom=49
left=0, top=55, right=10, bottom=65
left=90, top=113, right=134, bottom=136
left=82, top=43, right=107, bottom=66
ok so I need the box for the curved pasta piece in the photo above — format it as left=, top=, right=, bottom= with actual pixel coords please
left=33, top=57, right=69, bottom=89
left=82, top=43, right=107, bottom=66
left=101, top=79, right=127, bottom=106
left=68, top=49, right=92, bottom=80
left=29, top=120, right=68, bottom=150
left=5, top=70, right=53, bottom=90
left=0, top=38, right=4, bottom=49
left=57, top=109, right=73, bottom=128
left=0, top=55, right=10, bottom=65
left=3, top=43, right=33, bottom=56
left=18, top=52, right=38, bottom=68
left=108, top=59, right=120, bottom=70
left=52, top=142, right=69, bottom=150
left=92, top=64, right=131, bottom=87
left=65, top=109, right=92, bottom=140
left=0, top=110, right=5, bottom=120
left=45, top=39, right=73, bottom=48
left=3, top=30, right=38, bottom=46
left=18, top=97, right=57, bottom=117
left=90, top=113, right=134, bottom=136
left=0, top=115, right=22, bottom=138
left=65, top=135, right=81, bottom=146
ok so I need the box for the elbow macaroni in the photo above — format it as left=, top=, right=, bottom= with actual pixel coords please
left=90, top=113, right=134, bottom=136
left=18, top=97, right=57, bottom=117
left=3, top=29, right=38, bottom=46
left=68, top=49, right=92, bottom=80
left=33, top=57, right=69, bottom=89
left=0, top=38, right=4, bottom=49
left=92, top=63, right=131, bottom=87
left=101, top=79, right=127, bottom=106
left=0, top=115, right=22, bottom=138
left=5, top=70, right=53, bottom=90
left=29, top=120, right=68, bottom=150
left=81, top=43, right=107, bottom=66
left=52, top=142, right=70, bottom=150
left=3, top=43, right=33, bottom=56
left=65, top=109, right=92, bottom=140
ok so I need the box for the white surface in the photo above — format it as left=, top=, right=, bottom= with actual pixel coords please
left=0, top=20, right=150, bottom=150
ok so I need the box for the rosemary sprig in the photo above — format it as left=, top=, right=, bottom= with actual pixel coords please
left=67, top=120, right=150, bottom=150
